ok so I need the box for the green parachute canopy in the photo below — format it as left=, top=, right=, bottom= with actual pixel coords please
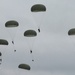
left=31, top=4, right=46, bottom=12
left=5, top=20, right=19, bottom=27
left=24, top=30, right=37, bottom=37
left=0, top=52, right=2, bottom=56
left=0, top=39, right=8, bottom=45
left=68, top=28, right=75, bottom=35
left=18, top=64, right=31, bottom=70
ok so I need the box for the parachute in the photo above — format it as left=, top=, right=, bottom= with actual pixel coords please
left=68, top=28, right=75, bottom=35
left=24, top=29, right=37, bottom=49
left=31, top=4, right=46, bottom=32
left=5, top=20, right=19, bottom=27
left=24, top=30, right=37, bottom=37
left=31, top=4, right=46, bottom=12
left=0, top=39, right=8, bottom=45
left=0, top=52, right=2, bottom=65
left=5, top=20, right=19, bottom=52
left=5, top=20, right=19, bottom=43
left=18, top=64, right=31, bottom=70
left=24, top=29, right=37, bottom=61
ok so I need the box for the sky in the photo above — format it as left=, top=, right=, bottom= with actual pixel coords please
left=0, top=0, right=75, bottom=75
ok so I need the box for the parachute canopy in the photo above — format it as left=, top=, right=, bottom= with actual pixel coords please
left=5, top=20, right=19, bottom=27
left=18, top=64, right=31, bottom=70
left=68, top=28, right=75, bottom=35
left=24, top=30, right=37, bottom=37
left=31, top=4, right=46, bottom=12
left=0, top=52, right=2, bottom=56
left=0, top=39, right=8, bottom=45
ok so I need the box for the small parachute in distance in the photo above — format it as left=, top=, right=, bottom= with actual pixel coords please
left=18, top=64, right=31, bottom=70
left=68, top=28, right=75, bottom=35
left=24, top=30, right=37, bottom=37
left=5, top=20, right=19, bottom=27
left=31, top=4, right=46, bottom=12
left=0, top=39, right=8, bottom=45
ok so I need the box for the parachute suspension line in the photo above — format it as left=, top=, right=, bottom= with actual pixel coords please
left=12, top=42, right=16, bottom=52
left=30, top=37, right=37, bottom=62
left=5, top=27, right=16, bottom=52
left=4, top=27, right=14, bottom=45
left=7, top=28, right=19, bottom=52
left=5, top=29, right=14, bottom=44
left=32, top=12, right=45, bottom=33
left=7, top=30, right=14, bottom=44
left=39, top=12, right=46, bottom=33
left=24, top=38, right=34, bottom=61
left=30, top=50, right=34, bottom=62
left=12, top=29, right=19, bottom=52
left=11, top=38, right=16, bottom=52
left=8, top=33, right=16, bottom=52
left=27, top=40, right=35, bottom=62
left=31, top=13, right=43, bottom=33
left=8, top=32, right=16, bottom=52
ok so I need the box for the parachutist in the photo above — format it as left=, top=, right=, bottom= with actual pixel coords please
left=12, top=41, right=14, bottom=44
left=30, top=50, right=32, bottom=53
left=14, top=50, right=16, bottom=52
left=32, top=59, right=34, bottom=61
left=38, top=28, right=40, bottom=32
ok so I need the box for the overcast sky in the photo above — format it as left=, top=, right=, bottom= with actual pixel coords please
left=0, top=0, right=75, bottom=75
